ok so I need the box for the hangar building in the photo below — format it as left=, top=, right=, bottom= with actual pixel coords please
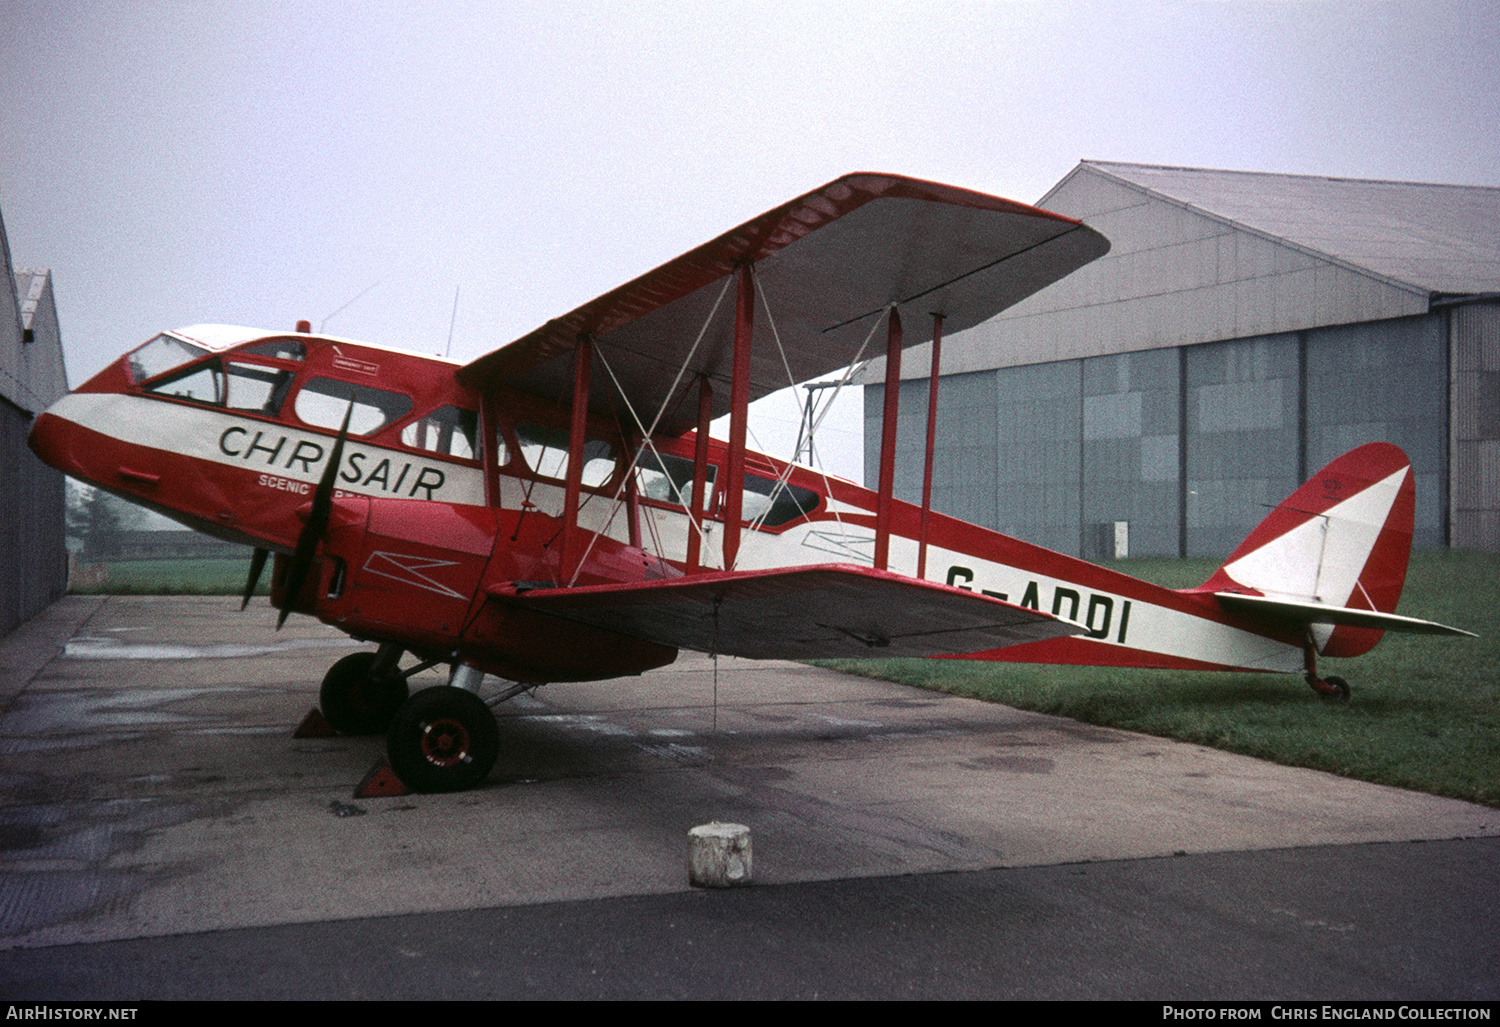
left=1, top=205, right=68, bottom=635
left=864, top=162, right=1500, bottom=560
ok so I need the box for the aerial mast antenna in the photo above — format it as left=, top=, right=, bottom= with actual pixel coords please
left=445, top=286, right=460, bottom=358
left=319, top=280, right=382, bottom=333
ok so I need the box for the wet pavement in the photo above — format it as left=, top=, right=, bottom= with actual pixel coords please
left=0, top=596, right=1495, bottom=1000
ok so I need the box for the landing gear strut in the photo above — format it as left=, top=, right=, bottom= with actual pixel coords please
left=318, top=643, right=444, bottom=735
left=1303, top=631, right=1351, bottom=702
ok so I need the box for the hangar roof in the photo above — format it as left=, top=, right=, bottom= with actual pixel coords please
left=3, top=268, right=68, bottom=412
left=1065, top=162, right=1500, bottom=297
left=862, top=162, right=1500, bottom=383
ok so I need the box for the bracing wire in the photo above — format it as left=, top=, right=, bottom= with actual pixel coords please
left=742, top=272, right=889, bottom=550
left=563, top=276, right=736, bottom=585
left=556, top=263, right=889, bottom=583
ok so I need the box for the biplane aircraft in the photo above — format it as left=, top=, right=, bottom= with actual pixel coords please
left=29, top=173, right=1473, bottom=792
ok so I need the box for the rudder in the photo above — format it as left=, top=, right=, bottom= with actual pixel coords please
left=1197, top=442, right=1416, bottom=657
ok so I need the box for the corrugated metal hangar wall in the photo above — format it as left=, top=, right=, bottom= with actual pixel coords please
left=1, top=206, right=69, bottom=635
left=866, top=162, right=1500, bottom=559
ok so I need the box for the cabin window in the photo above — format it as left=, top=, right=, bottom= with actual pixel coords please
left=494, top=424, right=512, bottom=467
left=741, top=473, right=818, bottom=528
left=516, top=423, right=616, bottom=488
left=635, top=448, right=716, bottom=510
left=128, top=334, right=209, bottom=383
left=402, top=406, right=479, bottom=461
left=293, top=377, right=413, bottom=436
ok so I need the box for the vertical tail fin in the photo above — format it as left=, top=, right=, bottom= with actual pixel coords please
left=1198, top=442, right=1416, bottom=657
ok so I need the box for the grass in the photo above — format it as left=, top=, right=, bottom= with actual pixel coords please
left=818, top=551, right=1500, bottom=808
left=69, top=557, right=268, bottom=596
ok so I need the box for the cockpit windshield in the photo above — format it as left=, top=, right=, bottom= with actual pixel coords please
left=126, top=334, right=210, bottom=383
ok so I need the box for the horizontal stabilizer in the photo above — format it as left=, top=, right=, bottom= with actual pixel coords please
left=493, top=564, right=1086, bottom=661
left=1214, top=592, right=1475, bottom=637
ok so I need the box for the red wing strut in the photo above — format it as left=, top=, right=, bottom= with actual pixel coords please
left=490, top=564, right=1086, bottom=661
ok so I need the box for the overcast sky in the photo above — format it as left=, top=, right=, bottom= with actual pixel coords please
left=3, top=0, right=1498, bottom=478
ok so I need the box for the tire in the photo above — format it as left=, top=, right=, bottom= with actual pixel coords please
left=387, top=688, right=500, bottom=793
left=319, top=652, right=410, bottom=736
left=1324, top=675, right=1351, bottom=702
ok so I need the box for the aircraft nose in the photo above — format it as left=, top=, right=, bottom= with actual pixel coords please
left=28, top=408, right=80, bottom=476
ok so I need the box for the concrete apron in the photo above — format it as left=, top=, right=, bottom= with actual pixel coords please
left=1, top=595, right=1493, bottom=950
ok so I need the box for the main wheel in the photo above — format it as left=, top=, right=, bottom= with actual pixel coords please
left=387, top=688, right=499, bottom=793
left=319, top=652, right=410, bottom=736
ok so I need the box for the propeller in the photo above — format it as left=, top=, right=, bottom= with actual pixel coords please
left=240, top=547, right=269, bottom=610
left=277, top=402, right=354, bottom=629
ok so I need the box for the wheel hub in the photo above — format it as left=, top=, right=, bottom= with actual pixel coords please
left=420, top=717, right=473, bottom=767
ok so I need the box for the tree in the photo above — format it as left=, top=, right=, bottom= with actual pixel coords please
left=65, top=481, right=137, bottom=560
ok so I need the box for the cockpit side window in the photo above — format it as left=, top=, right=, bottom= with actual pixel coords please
left=144, top=360, right=223, bottom=404
left=293, top=377, right=413, bottom=436
left=225, top=361, right=294, bottom=415
left=128, top=334, right=209, bottom=383
left=141, top=357, right=295, bottom=417
left=239, top=338, right=306, bottom=362
left=741, top=473, right=819, bottom=527
left=635, top=448, right=716, bottom=510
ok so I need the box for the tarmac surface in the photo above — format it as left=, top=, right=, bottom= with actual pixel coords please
left=0, top=595, right=1495, bottom=1001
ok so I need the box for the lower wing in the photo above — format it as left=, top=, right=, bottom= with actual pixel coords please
left=491, top=564, right=1086, bottom=661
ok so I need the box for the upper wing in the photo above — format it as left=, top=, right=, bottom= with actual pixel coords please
left=490, top=563, right=1087, bottom=661
left=461, top=173, right=1109, bottom=432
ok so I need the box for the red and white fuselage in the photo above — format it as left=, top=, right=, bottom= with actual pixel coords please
left=33, top=175, right=1466, bottom=695
left=32, top=322, right=1433, bottom=687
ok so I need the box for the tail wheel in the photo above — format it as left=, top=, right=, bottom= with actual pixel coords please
left=387, top=688, right=499, bottom=793
left=319, top=652, right=410, bottom=735
left=1307, top=673, right=1352, bottom=702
